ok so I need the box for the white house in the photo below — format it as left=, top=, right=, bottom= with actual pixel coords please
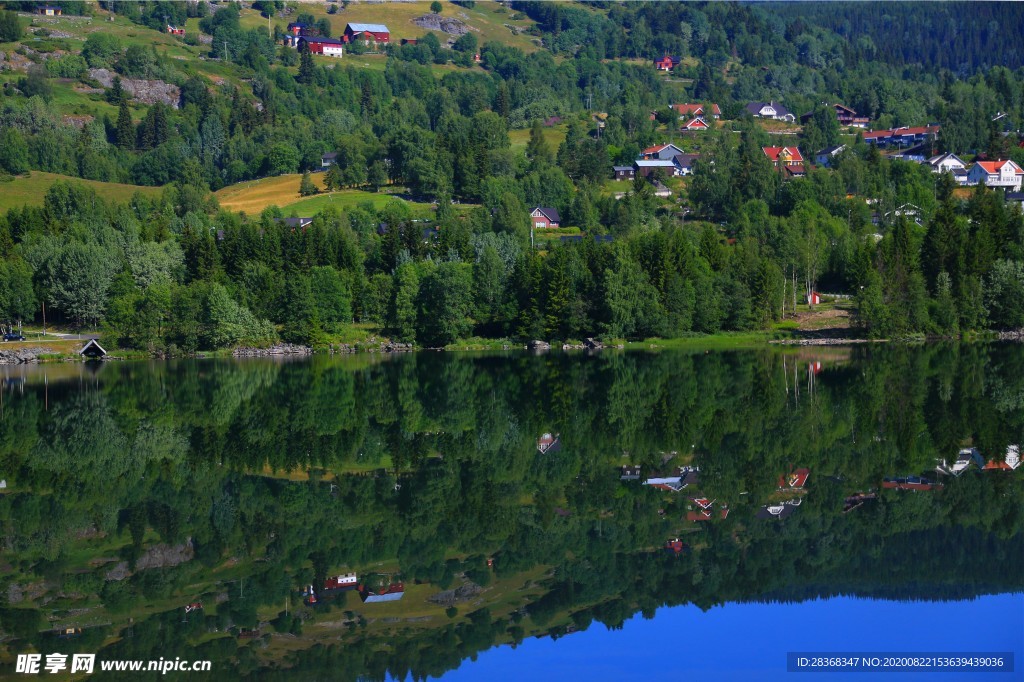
left=926, top=152, right=966, bottom=174
left=745, top=101, right=796, bottom=123
left=966, top=160, right=1024, bottom=191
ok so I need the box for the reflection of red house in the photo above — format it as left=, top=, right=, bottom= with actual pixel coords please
left=778, top=468, right=810, bottom=490
left=323, top=573, right=358, bottom=591
left=882, top=476, right=942, bottom=491
left=359, top=582, right=405, bottom=603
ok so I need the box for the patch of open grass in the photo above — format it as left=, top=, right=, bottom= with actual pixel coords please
left=0, top=172, right=163, bottom=213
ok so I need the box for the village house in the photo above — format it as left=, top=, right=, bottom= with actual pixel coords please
left=287, top=22, right=309, bottom=36
left=322, top=573, right=358, bottom=591
left=343, top=23, right=391, bottom=45
left=675, top=154, right=700, bottom=176
left=925, top=152, right=969, bottom=184
left=671, top=103, right=722, bottom=119
left=966, top=159, right=1024, bottom=191
left=881, top=475, right=942, bottom=491
left=298, top=36, right=345, bottom=57
left=1006, top=192, right=1024, bottom=211
left=862, top=125, right=940, bottom=149
left=613, top=165, right=635, bottom=181
left=360, top=582, right=404, bottom=603
left=530, top=207, right=560, bottom=229
left=277, top=217, right=314, bottom=229
left=166, top=25, right=185, bottom=36
left=745, top=101, right=796, bottom=123
left=763, top=146, right=805, bottom=177
left=37, top=5, right=61, bottom=16
left=799, top=103, right=869, bottom=128
left=814, top=145, right=846, bottom=167
left=653, top=55, right=681, bottom=71
left=537, top=432, right=562, bottom=453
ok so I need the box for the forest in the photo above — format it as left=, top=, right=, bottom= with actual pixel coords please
left=0, top=1, right=1024, bottom=349
left=0, top=346, right=1022, bottom=678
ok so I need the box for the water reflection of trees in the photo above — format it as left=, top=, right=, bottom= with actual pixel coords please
left=0, top=346, right=1022, bottom=680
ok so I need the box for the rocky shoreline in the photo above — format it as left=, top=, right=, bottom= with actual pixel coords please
left=0, top=347, right=49, bottom=364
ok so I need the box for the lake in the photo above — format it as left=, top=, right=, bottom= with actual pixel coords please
left=0, top=346, right=1021, bottom=680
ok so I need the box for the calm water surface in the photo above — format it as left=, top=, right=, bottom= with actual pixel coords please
left=1, top=346, right=1021, bottom=680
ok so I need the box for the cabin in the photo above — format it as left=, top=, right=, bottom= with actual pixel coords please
left=344, top=23, right=390, bottom=45
left=298, top=37, right=345, bottom=57
left=530, top=207, right=560, bottom=229
left=166, top=25, right=185, bottom=36
left=653, top=55, right=681, bottom=71
left=778, top=468, right=810, bottom=490
left=360, top=582, right=404, bottom=603
left=323, top=573, right=358, bottom=591
left=806, top=292, right=821, bottom=305
left=321, top=152, right=338, bottom=170
left=37, top=5, right=62, bottom=16
left=966, top=160, right=1024, bottom=191
left=79, top=339, right=106, bottom=359
left=843, top=493, right=876, bottom=513
left=613, top=165, right=635, bottom=181
left=745, top=101, right=796, bottom=123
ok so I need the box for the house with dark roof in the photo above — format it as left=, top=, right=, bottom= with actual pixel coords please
left=815, top=145, right=846, bottom=167
left=287, top=22, right=309, bottom=36
left=537, top=432, right=562, bottom=454
left=530, top=207, right=560, bottom=229
left=936, top=448, right=983, bottom=477
left=277, top=217, right=314, bottom=229
left=613, top=165, right=635, bottom=181
left=800, top=103, right=869, bottom=128
left=1006, top=192, right=1024, bottom=211
left=745, top=102, right=795, bottom=123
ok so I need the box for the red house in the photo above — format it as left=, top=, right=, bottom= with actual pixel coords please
left=654, top=55, right=681, bottom=71
left=287, top=22, right=309, bottom=36
left=343, top=23, right=390, bottom=45
left=530, top=207, right=560, bottom=229
left=778, top=468, right=810, bottom=490
left=166, top=25, right=185, bottom=36
left=299, top=37, right=345, bottom=57
left=322, top=573, right=358, bottom=591
left=762, top=146, right=804, bottom=167
left=671, top=103, right=721, bottom=119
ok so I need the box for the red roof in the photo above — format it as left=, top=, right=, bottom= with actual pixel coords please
left=642, top=144, right=670, bottom=155
left=974, top=160, right=1023, bottom=175
left=762, top=146, right=804, bottom=163
left=684, top=118, right=710, bottom=130
left=687, top=510, right=712, bottom=522
left=983, top=459, right=1014, bottom=471
left=672, top=103, right=721, bottom=117
left=691, top=497, right=713, bottom=509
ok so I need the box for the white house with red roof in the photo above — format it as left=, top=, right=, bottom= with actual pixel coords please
left=763, top=146, right=804, bottom=167
left=966, top=160, right=1023, bottom=191
left=778, top=468, right=810, bottom=490
left=683, top=117, right=710, bottom=131
left=984, top=445, right=1021, bottom=471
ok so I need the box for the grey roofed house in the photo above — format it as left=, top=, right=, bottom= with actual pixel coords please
left=346, top=23, right=390, bottom=34
left=321, top=152, right=339, bottom=168
left=278, top=217, right=314, bottom=229
left=532, top=206, right=561, bottom=223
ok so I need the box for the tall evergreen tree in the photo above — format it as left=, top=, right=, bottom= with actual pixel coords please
left=115, top=100, right=134, bottom=150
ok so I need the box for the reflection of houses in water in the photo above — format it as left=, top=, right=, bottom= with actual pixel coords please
left=756, top=498, right=801, bottom=520
left=620, top=465, right=641, bottom=481
left=686, top=497, right=729, bottom=522
left=642, top=465, right=699, bottom=492
left=882, top=476, right=942, bottom=491
left=983, top=445, right=1021, bottom=472
left=664, top=538, right=688, bottom=555
left=778, top=468, right=810, bottom=490
left=323, top=573, right=358, bottom=591
left=360, top=582, right=405, bottom=603
left=936, top=448, right=982, bottom=477
left=843, top=492, right=876, bottom=513
left=537, top=433, right=562, bottom=454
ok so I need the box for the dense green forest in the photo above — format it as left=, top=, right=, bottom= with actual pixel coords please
left=1, top=1, right=1024, bottom=348
left=0, top=347, right=1022, bottom=678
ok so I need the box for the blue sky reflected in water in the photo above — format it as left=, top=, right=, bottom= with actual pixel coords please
left=427, top=594, right=1024, bottom=682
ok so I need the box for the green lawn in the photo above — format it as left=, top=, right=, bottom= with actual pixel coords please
left=0, top=172, right=164, bottom=213
left=284, top=191, right=434, bottom=217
